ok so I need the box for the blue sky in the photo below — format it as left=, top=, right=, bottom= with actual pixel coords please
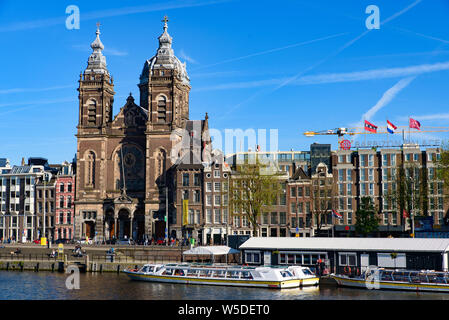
left=1, top=0, right=449, bottom=165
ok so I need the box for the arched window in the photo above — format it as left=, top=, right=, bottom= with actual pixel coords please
left=157, top=96, right=167, bottom=123
left=87, top=100, right=96, bottom=125
left=157, top=149, right=166, bottom=185
left=86, top=151, right=96, bottom=187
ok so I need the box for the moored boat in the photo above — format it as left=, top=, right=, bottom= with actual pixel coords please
left=288, top=266, right=320, bottom=286
left=332, top=268, right=449, bottom=293
left=124, top=263, right=318, bottom=289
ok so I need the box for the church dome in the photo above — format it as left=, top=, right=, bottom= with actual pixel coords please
left=85, top=24, right=108, bottom=75
left=140, top=17, right=189, bottom=85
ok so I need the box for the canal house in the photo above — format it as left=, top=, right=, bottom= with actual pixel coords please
left=239, top=237, right=449, bottom=272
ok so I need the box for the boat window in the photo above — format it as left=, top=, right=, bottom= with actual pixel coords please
left=418, top=273, right=429, bottom=282
left=199, top=270, right=208, bottom=277
left=141, top=266, right=149, bottom=273
left=280, top=271, right=293, bottom=278
left=226, top=271, right=240, bottom=279
left=155, top=266, right=162, bottom=272
left=303, top=268, right=313, bottom=276
left=241, top=271, right=253, bottom=279
left=215, top=270, right=226, bottom=278
left=205, top=270, right=213, bottom=277
left=187, top=269, right=198, bottom=277
left=287, top=254, right=294, bottom=264
left=174, top=269, right=185, bottom=276
left=392, top=271, right=407, bottom=282
left=311, top=254, right=319, bottom=264
left=164, top=268, right=174, bottom=276
left=295, top=255, right=302, bottom=264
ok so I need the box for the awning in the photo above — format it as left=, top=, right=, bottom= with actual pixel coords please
left=182, top=246, right=239, bottom=256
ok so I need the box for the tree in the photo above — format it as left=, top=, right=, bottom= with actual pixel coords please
left=384, top=159, right=429, bottom=230
left=436, top=145, right=449, bottom=191
left=355, top=196, right=380, bottom=236
left=310, top=163, right=335, bottom=235
left=229, top=158, right=283, bottom=236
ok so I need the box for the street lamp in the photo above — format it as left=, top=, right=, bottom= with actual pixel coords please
left=165, top=186, right=168, bottom=246
left=410, top=177, right=415, bottom=238
left=41, top=172, right=52, bottom=246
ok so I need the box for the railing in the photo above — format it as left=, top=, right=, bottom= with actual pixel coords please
left=91, top=254, right=180, bottom=264
left=0, top=253, right=64, bottom=262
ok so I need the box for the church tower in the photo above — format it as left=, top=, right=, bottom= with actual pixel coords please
left=140, top=17, right=191, bottom=232
left=138, top=16, right=190, bottom=131
left=77, top=25, right=115, bottom=130
left=75, top=25, right=115, bottom=240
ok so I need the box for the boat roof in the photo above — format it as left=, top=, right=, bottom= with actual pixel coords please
left=239, top=237, right=449, bottom=253
left=182, top=246, right=240, bottom=256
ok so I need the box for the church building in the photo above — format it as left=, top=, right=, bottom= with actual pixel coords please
left=74, top=18, right=222, bottom=243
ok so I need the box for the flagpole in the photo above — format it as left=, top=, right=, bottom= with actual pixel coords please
left=408, top=116, right=411, bottom=144
left=386, top=118, right=389, bottom=147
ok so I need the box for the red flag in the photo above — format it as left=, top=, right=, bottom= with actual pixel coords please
left=403, top=209, right=409, bottom=218
left=409, top=118, right=421, bottom=130
left=364, top=120, right=377, bottom=133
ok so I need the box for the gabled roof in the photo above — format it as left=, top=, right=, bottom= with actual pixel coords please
left=239, top=237, right=449, bottom=253
left=290, top=166, right=309, bottom=181
left=112, top=94, right=147, bottom=125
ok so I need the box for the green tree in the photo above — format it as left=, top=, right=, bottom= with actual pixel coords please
left=229, top=158, right=283, bottom=236
left=384, top=159, right=429, bottom=230
left=310, top=164, right=335, bottom=235
left=355, top=196, right=380, bottom=236
left=436, top=145, right=449, bottom=190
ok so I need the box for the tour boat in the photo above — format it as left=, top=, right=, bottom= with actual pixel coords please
left=124, top=263, right=318, bottom=289
left=332, top=268, right=449, bottom=293
left=287, top=266, right=320, bottom=286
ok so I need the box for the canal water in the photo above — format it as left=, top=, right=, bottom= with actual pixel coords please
left=1, top=271, right=449, bottom=300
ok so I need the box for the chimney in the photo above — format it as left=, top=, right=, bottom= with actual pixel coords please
left=21, top=157, right=25, bottom=166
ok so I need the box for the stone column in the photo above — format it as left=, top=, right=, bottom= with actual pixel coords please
left=96, top=214, right=104, bottom=243
left=144, top=210, right=152, bottom=239
left=114, top=210, right=118, bottom=239
left=129, top=214, right=133, bottom=240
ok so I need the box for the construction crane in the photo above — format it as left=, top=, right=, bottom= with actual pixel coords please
left=304, top=126, right=449, bottom=149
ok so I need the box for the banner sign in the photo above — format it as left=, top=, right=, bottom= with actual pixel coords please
left=414, top=216, right=434, bottom=232
left=182, top=199, right=189, bottom=226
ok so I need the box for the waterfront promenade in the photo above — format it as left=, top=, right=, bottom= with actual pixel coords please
left=0, top=242, right=193, bottom=273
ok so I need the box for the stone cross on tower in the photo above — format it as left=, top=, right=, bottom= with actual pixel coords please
left=162, top=16, right=169, bottom=28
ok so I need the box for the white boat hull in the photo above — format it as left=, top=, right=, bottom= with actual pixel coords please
left=332, top=274, right=449, bottom=293
left=124, top=271, right=302, bottom=289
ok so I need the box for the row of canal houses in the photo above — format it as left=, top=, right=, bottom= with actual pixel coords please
left=0, top=142, right=448, bottom=243
left=0, top=157, right=75, bottom=243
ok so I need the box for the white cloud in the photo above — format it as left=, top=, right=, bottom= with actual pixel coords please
left=0, top=0, right=231, bottom=32
left=0, top=85, right=74, bottom=95
left=351, top=77, right=415, bottom=141
left=195, top=60, right=449, bottom=91
left=362, top=77, right=416, bottom=121
left=179, top=49, right=198, bottom=64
